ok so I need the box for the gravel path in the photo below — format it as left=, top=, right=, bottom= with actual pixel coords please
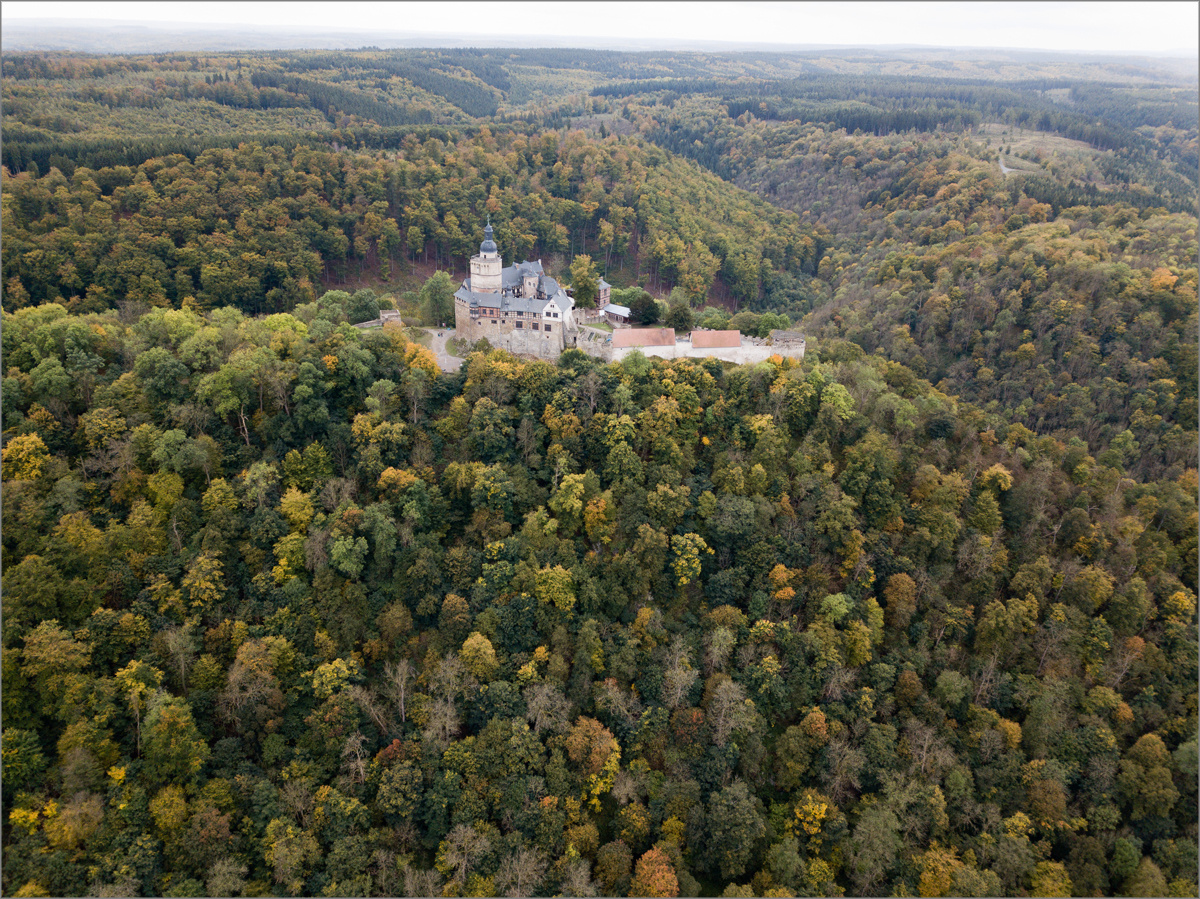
left=999, top=158, right=1033, bottom=176
left=426, top=328, right=465, bottom=372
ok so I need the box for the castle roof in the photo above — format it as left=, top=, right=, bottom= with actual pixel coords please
left=455, top=286, right=543, bottom=314
left=455, top=283, right=574, bottom=315
left=612, top=328, right=676, bottom=348
left=459, top=241, right=575, bottom=316
left=690, top=330, right=742, bottom=348
left=479, top=222, right=497, bottom=255
left=501, top=259, right=544, bottom=289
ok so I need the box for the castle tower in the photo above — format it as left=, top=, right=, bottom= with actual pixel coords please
left=468, top=221, right=502, bottom=293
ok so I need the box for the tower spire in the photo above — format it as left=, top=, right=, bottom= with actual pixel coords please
left=479, top=216, right=497, bottom=256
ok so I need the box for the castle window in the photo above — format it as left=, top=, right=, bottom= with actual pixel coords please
left=531, top=323, right=539, bottom=330
left=545, top=324, right=552, bottom=332
left=516, top=321, right=523, bottom=328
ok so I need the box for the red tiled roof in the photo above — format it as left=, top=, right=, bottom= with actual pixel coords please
left=690, top=330, right=741, bottom=348
left=612, top=328, right=676, bottom=347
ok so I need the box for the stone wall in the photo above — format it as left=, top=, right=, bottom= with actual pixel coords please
left=603, top=341, right=805, bottom=365
left=504, top=326, right=564, bottom=359
left=459, top=315, right=511, bottom=346
left=351, top=310, right=404, bottom=330
left=574, top=330, right=612, bottom=361
left=454, top=307, right=564, bottom=360
left=454, top=312, right=807, bottom=367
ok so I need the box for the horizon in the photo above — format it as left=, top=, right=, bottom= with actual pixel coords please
left=5, top=2, right=1198, bottom=58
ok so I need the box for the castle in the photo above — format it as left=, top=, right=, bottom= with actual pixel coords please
left=452, top=222, right=804, bottom=365
left=453, top=222, right=580, bottom=360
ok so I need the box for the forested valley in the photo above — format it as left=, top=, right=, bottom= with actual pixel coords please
left=2, top=43, right=1197, bottom=898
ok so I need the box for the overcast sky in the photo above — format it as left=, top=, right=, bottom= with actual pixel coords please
left=5, top=1, right=1197, bottom=56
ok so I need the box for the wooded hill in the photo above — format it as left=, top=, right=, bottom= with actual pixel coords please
left=3, top=299, right=1196, bottom=897
left=2, top=44, right=1197, bottom=899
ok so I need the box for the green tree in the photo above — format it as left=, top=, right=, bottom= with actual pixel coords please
left=665, top=295, right=695, bottom=332
left=16, top=619, right=92, bottom=724
left=3, top=554, right=91, bottom=633
left=570, top=254, right=600, bottom=309
left=595, top=840, right=633, bottom=895
left=1124, top=856, right=1169, bottom=897
left=763, top=837, right=806, bottom=893
left=536, top=565, right=576, bottom=612
left=419, top=270, right=456, bottom=327
left=705, top=780, right=765, bottom=881
left=629, top=291, right=661, bottom=326
left=847, top=802, right=902, bottom=893
left=2, top=728, right=48, bottom=793
left=264, top=818, right=319, bottom=894
left=375, top=760, right=423, bottom=823
left=345, top=288, right=380, bottom=324
left=143, top=692, right=209, bottom=786
left=1118, top=733, right=1180, bottom=821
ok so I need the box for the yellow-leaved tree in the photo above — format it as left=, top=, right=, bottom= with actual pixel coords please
left=1, top=433, right=50, bottom=481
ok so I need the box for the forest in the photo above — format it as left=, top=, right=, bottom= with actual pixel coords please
left=2, top=42, right=1197, bottom=898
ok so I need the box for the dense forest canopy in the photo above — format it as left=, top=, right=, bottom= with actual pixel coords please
left=0, top=130, right=819, bottom=314
left=2, top=43, right=1197, bottom=898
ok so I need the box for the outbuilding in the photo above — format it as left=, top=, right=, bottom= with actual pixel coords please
left=601, top=302, right=631, bottom=325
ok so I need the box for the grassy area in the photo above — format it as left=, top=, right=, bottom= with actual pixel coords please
left=404, top=327, right=432, bottom=347
left=568, top=113, right=637, bottom=136
left=502, top=65, right=609, bottom=110
left=978, top=122, right=1098, bottom=160
left=973, top=122, right=1115, bottom=186
left=585, top=320, right=613, bottom=332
